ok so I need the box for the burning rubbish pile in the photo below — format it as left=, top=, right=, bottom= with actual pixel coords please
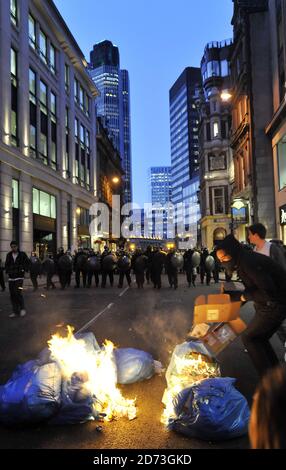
left=0, top=327, right=162, bottom=426
left=161, top=293, right=250, bottom=440
left=161, top=341, right=249, bottom=440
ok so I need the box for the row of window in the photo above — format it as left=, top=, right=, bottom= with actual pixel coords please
left=10, top=46, right=92, bottom=190
left=11, top=2, right=91, bottom=118
left=28, top=14, right=56, bottom=75
left=28, top=67, right=57, bottom=168
left=12, top=180, right=57, bottom=220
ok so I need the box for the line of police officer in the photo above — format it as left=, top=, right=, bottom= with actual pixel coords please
left=21, top=245, right=220, bottom=291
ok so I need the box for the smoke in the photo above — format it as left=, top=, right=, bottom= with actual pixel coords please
left=131, top=306, right=192, bottom=364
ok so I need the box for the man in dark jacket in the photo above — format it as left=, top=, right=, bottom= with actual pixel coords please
left=5, top=241, right=30, bottom=318
left=216, top=234, right=286, bottom=376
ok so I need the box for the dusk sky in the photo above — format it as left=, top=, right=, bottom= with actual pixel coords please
left=54, top=0, right=233, bottom=205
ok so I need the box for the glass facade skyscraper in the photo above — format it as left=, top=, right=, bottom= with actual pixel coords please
left=149, top=166, right=172, bottom=205
left=148, top=166, right=173, bottom=239
left=169, top=67, right=201, bottom=241
left=169, top=67, right=201, bottom=205
left=89, top=40, right=132, bottom=203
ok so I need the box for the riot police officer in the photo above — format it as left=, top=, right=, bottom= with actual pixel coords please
left=117, top=248, right=132, bottom=288
left=166, top=248, right=179, bottom=289
left=151, top=247, right=166, bottom=289
left=101, top=246, right=116, bottom=288
left=87, top=250, right=101, bottom=288
left=73, top=248, right=88, bottom=288
left=132, top=248, right=147, bottom=288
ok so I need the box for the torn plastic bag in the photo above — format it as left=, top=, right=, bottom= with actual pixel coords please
left=0, top=360, right=61, bottom=425
left=165, top=341, right=220, bottom=390
left=114, top=348, right=155, bottom=384
left=48, top=372, right=95, bottom=425
left=170, top=377, right=250, bottom=441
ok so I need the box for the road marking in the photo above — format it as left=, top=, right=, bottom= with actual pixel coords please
left=75, top=303, right=114, bottom=335
left=119, top=286, right=129, bottom=297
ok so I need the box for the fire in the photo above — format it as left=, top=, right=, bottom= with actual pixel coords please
left=161, top=352, right=220, bottom=425
left=48, top=326, right=136, bottom=421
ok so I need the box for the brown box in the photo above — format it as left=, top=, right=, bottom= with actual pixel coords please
left=192, top=294, right=246, bottom=356
left=193, top=294, right=241, bottom=325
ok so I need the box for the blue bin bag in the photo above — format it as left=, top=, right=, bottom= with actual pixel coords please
left=38, top=332, right=101, bottom=366
left=49, top=372, right=95, bottom=425
left=0, top=360, right=61, bottom=425
left=166, top=341, right=218, bottom=389
left=114, top=348, right=155, bottom=384
left=170, top=377, right=250, bottom=441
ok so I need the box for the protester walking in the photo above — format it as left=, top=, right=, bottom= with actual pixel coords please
left=5, top=241, right=30, bottom=318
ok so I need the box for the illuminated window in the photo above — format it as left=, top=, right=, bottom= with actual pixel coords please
left=33, top=188, right=56, bottom=219
left=12, top=179, right=19, bottom=209
left=278, top=135, right=286, bottom=189
left=213, top=122, right=219, bottom=138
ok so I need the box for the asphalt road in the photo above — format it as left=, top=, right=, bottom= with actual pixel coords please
left=0, top=273, right=284, bottom=449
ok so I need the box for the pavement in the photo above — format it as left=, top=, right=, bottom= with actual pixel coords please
left=0, top=273, right=285, bottom=449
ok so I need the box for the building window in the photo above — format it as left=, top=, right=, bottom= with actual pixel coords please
left=50, top=44, right=56, bottom=74
left=12, top=179, right=19, bottom=209
left=10, top=0, right=18, bottom=26
left=40, top=81, right=48, bottom=163
left=212, top=187, right=225, bottom=215
left=65, top=64, right=70, bottom=92
left=213, top=122, right=219, bottom=138
left=50, top=91, right=56, bottom=117
left=29, top=69, right=37, bottom=156
left=11, top=47, right=18, bottom=146
left=85, top=94, right=90, bottom=117
left=65, top=107, right=70, bottom=178
left=39, top=30, right=48, bottom=65
left=79, top=86, right=84, bottom=111
left=74, top=78, right=79, bottom=103
left=33, top=188, right=56, bottom=219
left=221, top=60, right=229, bottom=77
left=277, top=136, right=286, bottom=190
left=29, top=14, right=36, bottom=49
left=40, top=80, right=47, bottom=110
left=50, top=91, right=57, bottom=170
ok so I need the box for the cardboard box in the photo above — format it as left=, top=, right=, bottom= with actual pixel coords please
left=193, top=294, right=241, bottom=325
left=191, top=294, right=246, bottom=356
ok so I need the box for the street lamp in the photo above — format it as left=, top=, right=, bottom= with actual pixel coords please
left=112, top=176, right=120, bottom=184
left=221, top=89, right=233, bottom=102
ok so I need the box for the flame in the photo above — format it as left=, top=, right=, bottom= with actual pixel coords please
left=48, top=326, right=136, bottom=421
left=161, top=352, right=220, bottom=425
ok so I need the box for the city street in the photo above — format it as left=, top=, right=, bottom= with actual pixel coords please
left=0, top=274, right=284, bottom=450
